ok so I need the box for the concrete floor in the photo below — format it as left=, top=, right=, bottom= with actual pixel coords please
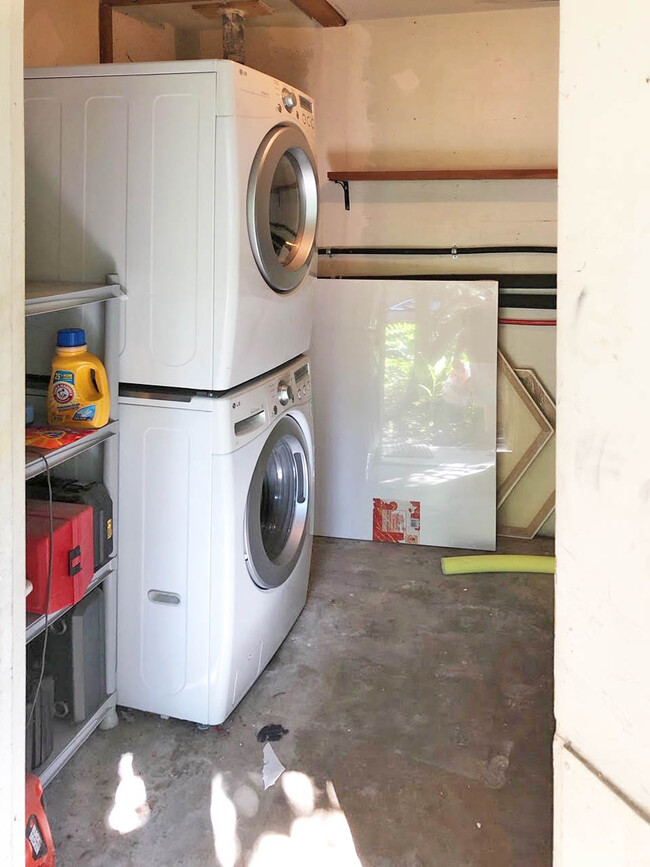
left=46, top=536, right=554, bottom=867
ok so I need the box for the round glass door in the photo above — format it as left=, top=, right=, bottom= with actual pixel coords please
left=269, top=153, right=301, bottom=265
left=247, top=125, right=318, bottom=294
left=245, top=416, right=311, bottom=589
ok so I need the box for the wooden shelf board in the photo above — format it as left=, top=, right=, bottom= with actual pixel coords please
left=327, top=169, right=558, bottom=181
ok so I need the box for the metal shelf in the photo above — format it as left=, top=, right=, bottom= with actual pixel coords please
left=24, top=274, right=121, bottom=789
left=26, top=557, right=117, bottom=643
left=34, top=693, right=117, bottom=787
left=25, top=281, right=122, bottom=317
left=25, top=420, right=119, bottom=480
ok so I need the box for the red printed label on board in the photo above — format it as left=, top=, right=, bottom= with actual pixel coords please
left=373, top=499, right=421, bottom=544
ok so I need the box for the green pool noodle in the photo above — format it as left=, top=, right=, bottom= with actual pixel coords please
left=441, top=554, right=555, bottom=575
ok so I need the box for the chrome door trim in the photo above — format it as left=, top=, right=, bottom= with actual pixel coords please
left=244, top=415, right=311, bottom=589
left=247, top=124, right=318, bottom=294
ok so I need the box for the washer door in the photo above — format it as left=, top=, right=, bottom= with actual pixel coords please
left=245, top=416, right=311, bottom=589
left=247, top=124, right=318, bottom=294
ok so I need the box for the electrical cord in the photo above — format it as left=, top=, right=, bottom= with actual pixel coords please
left=25, top=454, right=54, bottom=733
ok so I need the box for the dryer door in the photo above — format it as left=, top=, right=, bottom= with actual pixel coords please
left=245, top=415, right=311, bottom=589
left=247, top=124, right=318, bottom=294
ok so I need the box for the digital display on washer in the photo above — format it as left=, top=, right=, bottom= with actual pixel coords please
left=299, top=96, right=313, bottom=113
left=295, top=363, right=310, bottom=382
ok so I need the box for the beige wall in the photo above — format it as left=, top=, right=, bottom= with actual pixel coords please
left=315, top=8, right=558, bottom=253
left=24, top=0, right=175, bottom=66
left=0, top=0, right=25, bottom=860
left=24, top=0, right=97, bottom=66
left=114, top=12, right=175, bottom=63
left=318, top=10, right=558, bottom=172
left=556, top=0, right=650, bottom=857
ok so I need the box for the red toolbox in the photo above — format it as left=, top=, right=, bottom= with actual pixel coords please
left=26, top=499, right=94, bottom=615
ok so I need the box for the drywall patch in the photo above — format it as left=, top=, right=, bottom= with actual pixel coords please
left=391, top=68, right=420, bottom=94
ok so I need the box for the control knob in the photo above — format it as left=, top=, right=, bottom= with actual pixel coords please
left=282, top=88, right=297, bottom=112
left=277, top=380, right=293, bottom=406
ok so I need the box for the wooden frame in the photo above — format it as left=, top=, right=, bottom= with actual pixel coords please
left=498, top=369, right=556, bottom=539
left=496, top=350, right=554, bottom=506
left=514, top=368, right=556, bottom=426
left=497, top=441, right=556, bottom=539
left=0, top=0, right=27, bottom=855
left=99, top=0, right=346, bottom=63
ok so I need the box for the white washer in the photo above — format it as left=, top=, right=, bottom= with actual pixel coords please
left=116, top=356, right=314, bottom=724
left=24, top=60, right=318, bottom=391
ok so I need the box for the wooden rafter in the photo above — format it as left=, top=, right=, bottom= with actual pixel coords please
left=287, top=0, right=345, bottom=27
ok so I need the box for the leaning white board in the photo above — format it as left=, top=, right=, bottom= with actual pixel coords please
left=312, top=278, right=498, bottom=550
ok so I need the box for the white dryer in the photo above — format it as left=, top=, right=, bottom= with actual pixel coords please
left=24, top=60, right=318, bottom=391
left=116, top=355, right=314, bottom=724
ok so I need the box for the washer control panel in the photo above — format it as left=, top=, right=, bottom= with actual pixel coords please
left=221, top=359, right=311, bottom=454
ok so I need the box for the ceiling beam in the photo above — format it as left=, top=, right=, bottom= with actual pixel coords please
left=287, top=0, right=345, bottom=27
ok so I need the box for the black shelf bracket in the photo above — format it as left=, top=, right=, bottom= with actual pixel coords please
left=333, top=179, right=350, bottom=210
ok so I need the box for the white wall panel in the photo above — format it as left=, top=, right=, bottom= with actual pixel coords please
left=312, top=278, right=497, bottom=549
left=555, top=740, right=650, bottom=867
left=556, top=0, right=650, bottom=854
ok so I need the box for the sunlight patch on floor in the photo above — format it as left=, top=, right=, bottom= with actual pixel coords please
left=249, top=773, right=362, bottom=867
left=107, top=752, right=150, bottom=835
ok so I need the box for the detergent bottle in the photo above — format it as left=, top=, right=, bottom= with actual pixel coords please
left=47, top=328, right=110, bottom=429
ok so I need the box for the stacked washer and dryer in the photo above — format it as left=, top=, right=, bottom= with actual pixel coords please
left=24, top=61, right=319, bottom=724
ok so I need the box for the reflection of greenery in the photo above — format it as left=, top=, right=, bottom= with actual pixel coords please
left=382, top=319, right=482, bottom=451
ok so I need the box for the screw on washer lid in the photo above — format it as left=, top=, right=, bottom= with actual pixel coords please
left=57, top=328, right=86, bottom=347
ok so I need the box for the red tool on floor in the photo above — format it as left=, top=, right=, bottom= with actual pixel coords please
left=25, top=774, right=55, bottom=866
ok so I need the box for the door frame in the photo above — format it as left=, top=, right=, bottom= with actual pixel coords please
left=0, top=0, right=26, bottom=858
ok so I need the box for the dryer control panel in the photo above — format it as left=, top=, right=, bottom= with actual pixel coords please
left=274, top=81, right=316, bottom=136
